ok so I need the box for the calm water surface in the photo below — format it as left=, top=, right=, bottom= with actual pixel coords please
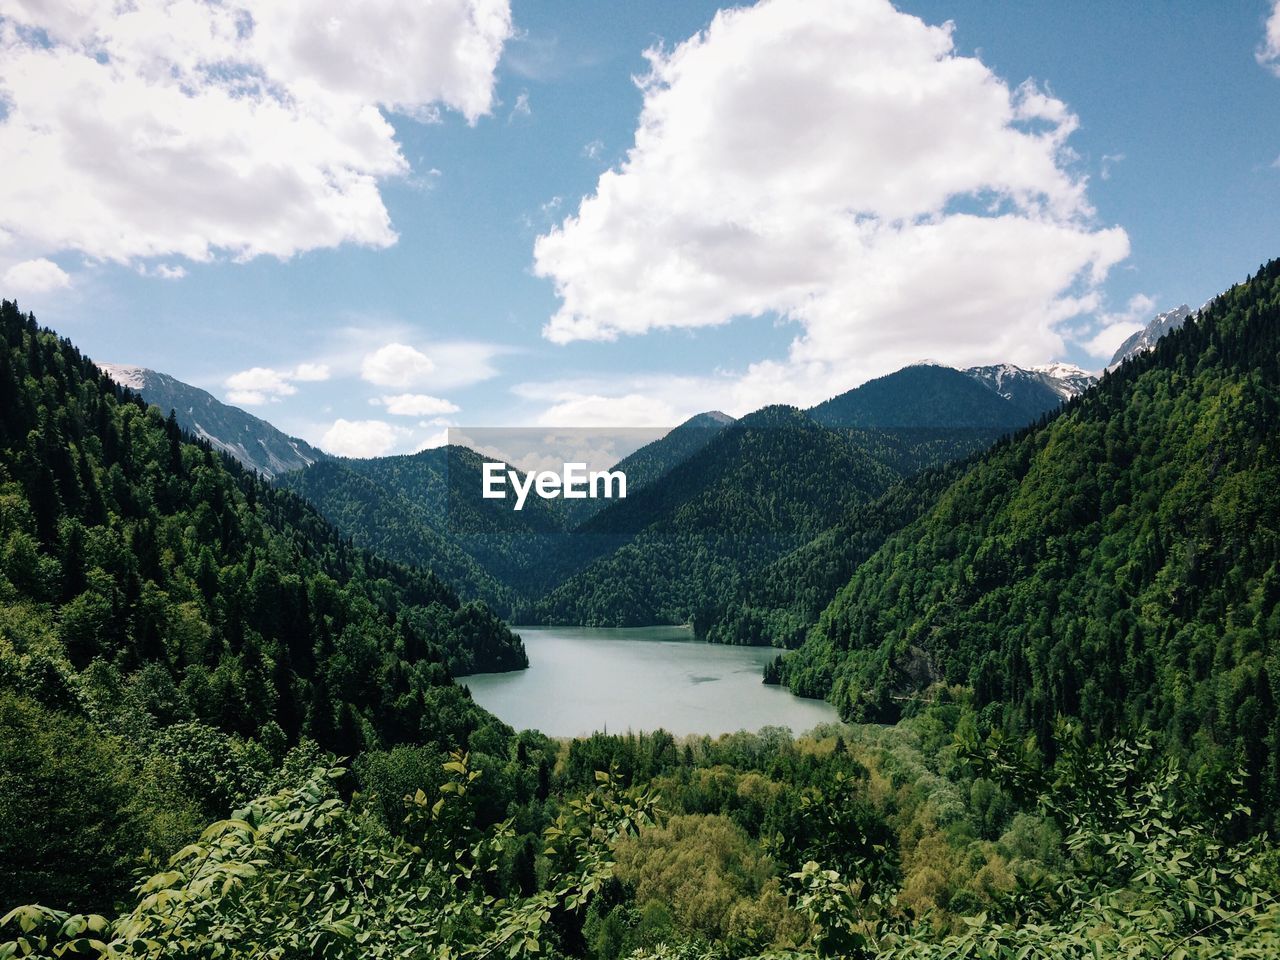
left=459, top=625, right=839, bottom=737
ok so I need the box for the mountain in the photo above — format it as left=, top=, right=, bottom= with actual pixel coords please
left=780, top=260, right=1280, bottom=822
left=963, top=362, right=1095, bottom=420
left=1108, top=304, right=1193, bottom=367
left=1029, top=361, right=1097, bottom=397
left=0, top=300, right=526, bottom=909
left=275, top=455, right=519, bottom=611
left=532, top=405, right=908, bottom=625
left=808, top=362, right=1043, bottom=431
left=699, top=458, right=969, bottom=648
left=605, top=410, right=735, bottom=496
left=696, top=363, right=1096, bottom=650
left=278, top=445, right=571, bottom=611
left=97, top=364, right=325, bottom=478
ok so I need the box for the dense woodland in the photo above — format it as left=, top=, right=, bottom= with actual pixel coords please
left=279, top=370, right=1017, bottom=627
left=780, top=261, right=1280, bottom=829
left=0, top=299, right=526, bottom=909
left=3, top=261, right=1280, bottom=958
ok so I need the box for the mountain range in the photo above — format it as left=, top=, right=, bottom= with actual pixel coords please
left=96, top=364, right=326, bottom=478
left=4, top=260, right=1279, bottom=944
left=1108, top=304, right=1195, bottom=368
left=94, top=300, right=1193, bottom=634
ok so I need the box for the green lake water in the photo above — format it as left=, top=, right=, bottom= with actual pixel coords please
left=459, top=625, right=840, bottom=737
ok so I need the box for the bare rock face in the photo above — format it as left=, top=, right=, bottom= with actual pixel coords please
left=98, top=363, right=325, bottom=478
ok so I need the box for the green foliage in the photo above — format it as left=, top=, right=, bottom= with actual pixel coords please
left=0, top=692, right=202, bottom=914
left=533, top=407, right=903, bottom=627
left=783, top=261, right=1280, bottom=824
left=0, top=755, right=657, bottom=959
left=0, top=299, right=528, bottom=908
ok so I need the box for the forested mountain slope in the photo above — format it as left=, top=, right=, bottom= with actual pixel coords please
left=0, top=300, right=526, bottom=907
left=699, top=460, right=969, bottom=648
left=783, top=261, right=1280, bottom=817
left=604, top=410, right=735, bottom=496
left=532, top=405, right=905, bottom=625
left=808, top=362, right=1040, bottom=430
left=276, top=446, right=571, bottom=612
left=97, top=364, right=325, bottom=478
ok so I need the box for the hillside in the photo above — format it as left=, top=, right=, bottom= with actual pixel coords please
left=782, top=261, right=1280, bottom=818
left=809, top=362, right=1039, bottom=430
left=0, top=300, right=525, bottom=907
left=532, top=405, right=904, bottom=625
left=699, top=460, right=968, bottom=647
left=97, top=364, right=325, bottom=478
left=276, top=446, right=573, bottom=611
left=1109, top=304, right=1194, bottom=367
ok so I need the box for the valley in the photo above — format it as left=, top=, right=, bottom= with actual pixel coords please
left=459, top=625, right=838, bottom=736
left=4, top=265, right=1279, bottom=958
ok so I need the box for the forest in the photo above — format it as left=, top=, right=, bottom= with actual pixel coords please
left=2, top=259, right=1280, bottom=959
left=277, top=372, right=1012, bottom=628
left=779, top=260, right=1280, bottom=830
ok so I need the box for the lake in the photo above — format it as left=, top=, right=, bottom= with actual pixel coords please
left=459, top=625, right=840, bottom=737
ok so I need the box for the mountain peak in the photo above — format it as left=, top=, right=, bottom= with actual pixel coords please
left=1108, top=304, right=1194, bottom=368
left=98, top=362, right=325, bottom=478
left=1031, top=361, right=1093, bottom=381
left=97, top=362, right=150, bottom=391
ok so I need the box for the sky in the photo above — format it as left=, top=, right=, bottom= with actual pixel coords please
left=3, top=0, right=1280, bottom=457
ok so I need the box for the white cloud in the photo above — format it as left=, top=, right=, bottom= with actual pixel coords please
left=136, top=262, right=188, bottom=280
left=415, top=428, right=451, bottom=452
left=320, top=418, right=404, bottom=457
left=224, top=366, right=297, bottom=405
left=536, top=392, right=680, bottom=427
left=2, top=257, right=70, bottom=293
left=292, top=362, right=331, bottom=382
left=582, top=139, right=604, bottom=160
left=1259, top=0, right=1280, bottom=74
left=380, top=393, right=460, bottom=416
left=224, top=360, right=329, bottom=404
left=534, top=0, right=1128, bottom=407
left=508, top=90, right=531, bottom=122
left=361, top=342, right=436, bottom=387
left=1082, top=293, right=1155, bottom=359
left=0, top=0, right=512, bottom=269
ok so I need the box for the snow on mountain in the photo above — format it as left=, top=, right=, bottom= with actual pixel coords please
left=1108, top=305, right=1194, bottom=369
left=98, top=362, right=148, bottom=391
left=963, top=362, right=1097, bottom=415
left=97, top=363, right=325, bottom=478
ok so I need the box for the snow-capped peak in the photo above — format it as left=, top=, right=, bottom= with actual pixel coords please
left=97, top=362, right=149, bottom=390
left=1032, top=362, right=1092, bottom=380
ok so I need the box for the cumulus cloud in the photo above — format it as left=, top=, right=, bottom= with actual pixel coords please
left=0, top=0, right=512, bottom=268
left=320, top=418, right=404, bottom=458
left=533, top=0, right=1128, bottom=406
left=292, top=362, right=331, bottom=382
left=415, top=428, right=451, bottom=452
left=379, top=393, right=460, bottom=416
left=224, top=366, right=297, bottom=405
left=536, top=392, right=680, bottom=427
left=2, top=257, right=71, bottom=293
left=224, top=361, right=331, bottom=405
left=361, top=342, right=436, bottom=387
left=1259, top=0, right=1280, bottom=74
left=1082, top=293, right=1155, bottom=360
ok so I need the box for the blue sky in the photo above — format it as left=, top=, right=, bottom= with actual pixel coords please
left=3, top=0, right=1280, bottom=456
